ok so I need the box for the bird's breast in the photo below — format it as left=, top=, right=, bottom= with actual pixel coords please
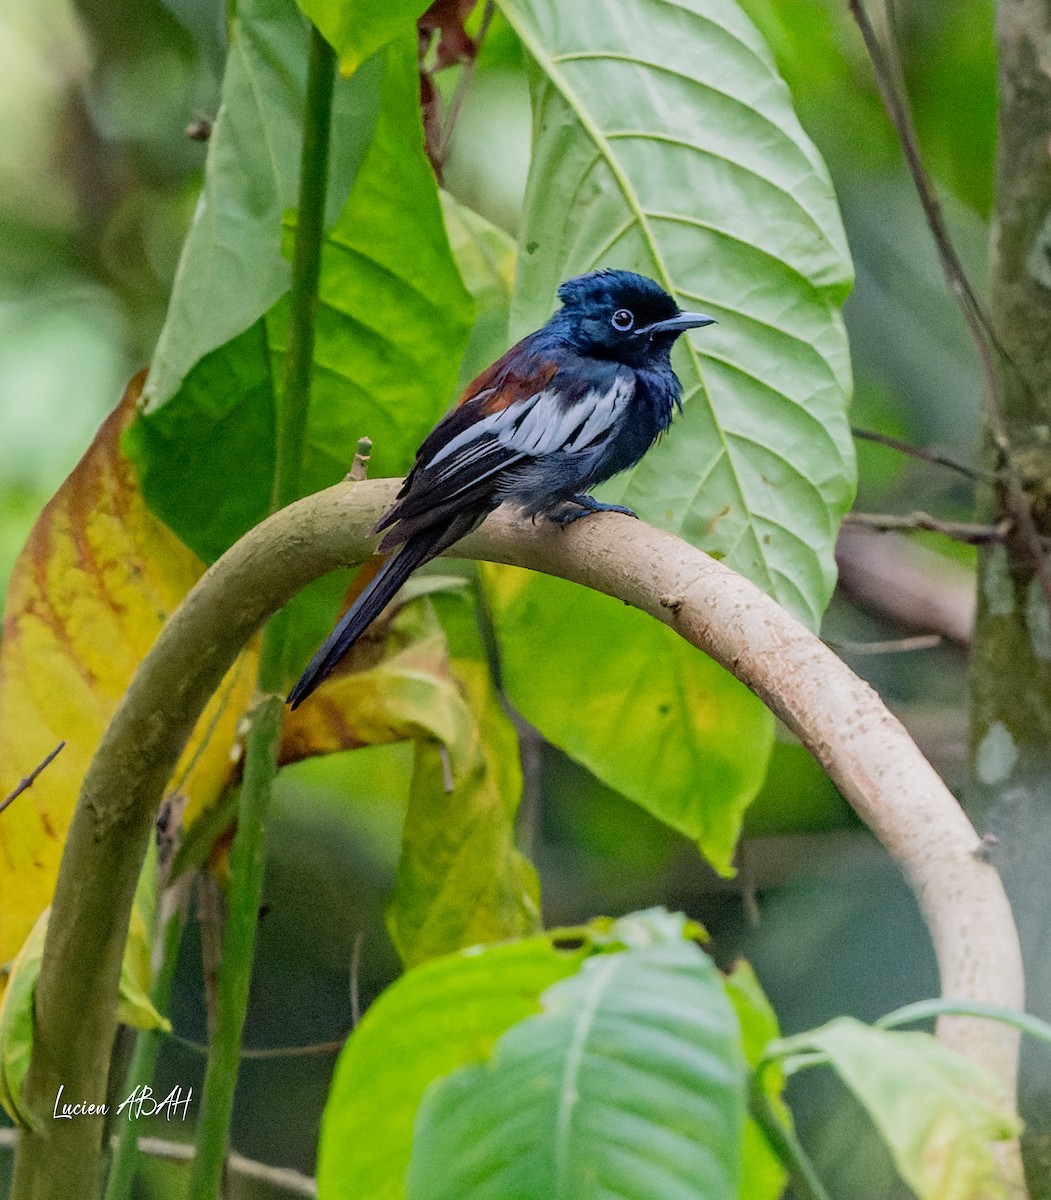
left=585, top=368, right=676, bottom=483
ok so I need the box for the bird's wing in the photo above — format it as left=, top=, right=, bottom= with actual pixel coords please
left=376, top=350, right=633, bottom=541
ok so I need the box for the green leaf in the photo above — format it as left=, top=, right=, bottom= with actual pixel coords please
left=500, top=0, right=855, bottom=627
left=724, top=961, right=788, bottom=1200
left=441, top=191, right=516, bottom=390
left=388, top=589, right=541, bottom=966
left=597, top=906, right=703, bottom=949
left=143, top=0, right=382, bottom=412
left=0, top=912, right=43, bottom=1129
left=778, top=1018, right=1021, bottom=1200
left=269, top=34, right=475, bottom=496
left=407, top=931, right=747, bottom=1200
left=117, top=840, right=171, bottom=1033
left=482, top=565, right=774, bottom=874
left=317, top=935, right=587, bottom=1200
left=0, top=849, right=169, bottom=1130
left=129, top=32, right=473, bottom=571
left=126, top=322, right=276, bottom=564
left=476, top=0, right=852, bottom=873
left=297, top=0, right=433, bottom=76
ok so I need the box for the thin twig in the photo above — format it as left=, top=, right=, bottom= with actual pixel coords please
left=0, top=1130, right=316, bottom=1198
left=847, top=1, right=1000, bottom=408
left=851, top=426, right=990, bottom=481
left=195, top=872, right=225, bottom=1043
left=0, top=741, right=65, bottom=817
left=512, top=715, right=543, bottom=861
left=848, top=0, right=1051, bottom=613
left=736, top=841, right=761, bottom=927
left=170, top=1031, right=345, bottom=1060
left=843, top=510, right=1011, bottom=546
left=438, top=743, right=455, bottom=793
left=350, top=930, right=364, bottom=1029
left=436, top=0, right=496, bottom=162
left=828, top=634, right=943, bottom=655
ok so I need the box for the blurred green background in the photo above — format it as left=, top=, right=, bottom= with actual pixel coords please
left=0, top=0, right=992, bottom=1195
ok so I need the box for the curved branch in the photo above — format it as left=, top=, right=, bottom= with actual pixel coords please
left=12, top=478, right=1025, bottom=1197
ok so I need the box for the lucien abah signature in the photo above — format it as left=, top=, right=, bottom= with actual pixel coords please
left=53, top=1083, right=192, bottom=1121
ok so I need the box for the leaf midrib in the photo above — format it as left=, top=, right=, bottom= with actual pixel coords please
left=552, top=954, right=625, bottom=1194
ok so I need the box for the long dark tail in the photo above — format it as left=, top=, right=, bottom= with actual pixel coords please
left=287, top=528, right=444, bottom=709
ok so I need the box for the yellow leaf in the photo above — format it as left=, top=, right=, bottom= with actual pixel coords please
left=0, top=374, right=256, bottom=986
left=280, top=593, right=470, bottom=767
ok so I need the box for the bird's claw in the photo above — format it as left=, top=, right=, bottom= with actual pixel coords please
left=549, top=496, right=639, bottom=526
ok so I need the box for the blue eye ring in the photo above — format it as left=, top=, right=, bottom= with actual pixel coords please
left=611, top=308, right=634, bottom=332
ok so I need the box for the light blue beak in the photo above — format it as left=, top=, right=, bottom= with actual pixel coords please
left=642, top=311, right=717, bottom=335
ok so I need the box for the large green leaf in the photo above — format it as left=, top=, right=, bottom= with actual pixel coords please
left=777, top=1018, right=1020, bottom=1200
left=441, top=191, right=516, bottom=390
left=407, top=921, right=747, bottom=1200
left=483, top=565, right=773, bottom=874
left=129, top=32, right=473, bottom=571
left=500, top=0, right=855, bottom=626
left=481, top=0, right=853, bottom=871
left=317, top=935, right=587, bottom=1200
left=143, top=0, right=382, bottom=412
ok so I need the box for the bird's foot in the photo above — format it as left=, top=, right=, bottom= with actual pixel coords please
left=549, top=495, right=638, bottom=526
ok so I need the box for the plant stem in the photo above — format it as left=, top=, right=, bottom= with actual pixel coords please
left=849, top=426, right=989, bottom=481
left=748, top=1072, right=832, bottom=1200
left=271, top=24, right=336, bottom=514
left=184, top=680, right=286, bottom=1199
left=185, top=24, right=336, bottom=1199
left=102, top=894, right=188, bottom=1200
left=876, top=999, right=1051, bottom=1047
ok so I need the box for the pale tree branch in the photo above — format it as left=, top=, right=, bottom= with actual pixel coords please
left=11, top=478, right=1025, bottom=1198
left=836, top=524, right=976, bottom=647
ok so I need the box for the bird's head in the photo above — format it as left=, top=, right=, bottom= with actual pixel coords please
left=552, top=269, right=715, bottom=366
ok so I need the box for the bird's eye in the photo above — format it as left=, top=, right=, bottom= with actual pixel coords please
left=611, top=308, right=635, bottom=332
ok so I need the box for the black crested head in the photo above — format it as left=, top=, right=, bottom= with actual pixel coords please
left=549, top=269, right=715, bottom=366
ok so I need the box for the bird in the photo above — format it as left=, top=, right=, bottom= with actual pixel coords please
left=287, top=268, right=715, bottom=708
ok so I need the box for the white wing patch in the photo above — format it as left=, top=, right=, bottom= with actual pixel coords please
left=426, top=392, right=542, bottom=469
left=565, top=376, right=634, bottom=451
left=426, top=376, right=635, bottom=473
left=505, top=389, right=569, bottom=454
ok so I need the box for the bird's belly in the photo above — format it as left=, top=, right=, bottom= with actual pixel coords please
left=499, top=404, right=668, bottom=518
